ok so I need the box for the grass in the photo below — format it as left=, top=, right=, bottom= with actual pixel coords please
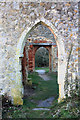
left=35, top=67, right=49, bottom=73
left=28, top=71, right=58, bottom=101
left=2, top=69, right=80, bottom=119
left=2, top=70, right=59, bottom=118
left=49, top=96, right=80, bottom=119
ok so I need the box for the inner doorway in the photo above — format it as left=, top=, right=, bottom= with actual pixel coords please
left=35, top=47, right=49, bottom=72
left=35, top=47, right=49, bottom=68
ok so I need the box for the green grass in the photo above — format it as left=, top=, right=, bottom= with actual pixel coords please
left=49, top=97, right=80, bottom=119
left=28, top=72, right=58, bottom=101
left=3, top=70, right=80, bottom=118
left=35, top=67, right=49, bottom=73
left=3, top=71, right=59, bottom=118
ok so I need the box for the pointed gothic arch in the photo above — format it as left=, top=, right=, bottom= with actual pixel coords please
left=15, top=17, right=67, bottom=104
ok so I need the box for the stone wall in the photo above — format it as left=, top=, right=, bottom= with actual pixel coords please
left=28, top=24, right=55, bottom=42
left=0, top=2, right=79, bottom=104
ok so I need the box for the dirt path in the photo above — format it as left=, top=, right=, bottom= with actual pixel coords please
left=32, top=69, right=55, bottom=109
left=35, top=70, right=51, bottom=81
left=25, top=70, right=55, bottom=109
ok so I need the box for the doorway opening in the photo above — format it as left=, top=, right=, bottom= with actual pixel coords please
left=35, top=47, right=49, bottom=72
left=16, top=18, right=66, bottom=106
left=21, top=21, right=59, bottom=109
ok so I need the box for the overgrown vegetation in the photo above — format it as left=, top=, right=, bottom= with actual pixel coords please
left=35, top=47, right=49, bottom=67
left=2, top=71, right=58, bottom=118
left=2, top=70, right=80, bottom=119
left=49, top=90, right=80, bottom=119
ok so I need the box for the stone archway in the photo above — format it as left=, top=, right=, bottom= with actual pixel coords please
left=27, top=37, right=57, bottom=72
left=29, top=45, right=52, bottom=72
left=15, top=18, right=67, bottom=105
left=22, top=37, right=57, bottom=85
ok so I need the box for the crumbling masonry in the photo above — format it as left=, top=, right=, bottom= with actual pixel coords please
left=0, top=2, right=79, bottom=105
